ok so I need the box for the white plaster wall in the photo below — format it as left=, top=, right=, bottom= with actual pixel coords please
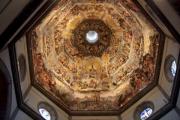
left=0, top=0, right=48, bottom=119
left=14, top=109, right=33, bottom=120
left=160, top=109, right=180, bottom=120
left=137, top=0, right=175, bottom=38
left=0, top=0, right=49, bottom=49
left=0, top=0, right=10, bottom=13
left=0, top=46, right=33, bottom=120
left=152, top=0, right=180, bottom=34
left=0, top=0, right=30, bottom=34
left=15, top=35, right=31, bottom=96
left=16, top=36, right=68, bottom=119
left=158, top=37, right=180, bottom=96
left=121, top=87, right=168, bottom=120
left=25, top=87, right=69, bottom=120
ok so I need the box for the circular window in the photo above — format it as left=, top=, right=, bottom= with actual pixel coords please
left=171, top=60, right=177, bottom=77
left=18, top=54, right=26, bottom=82
left=140, top=107, right=153, bottom=120
left=86, top=31, right=99, bottom=44
left=134, top=101, right=154, bottom=120
left=38, top=102, right=56, bottom=120
left=164, top=55, right=177, bottom=81
left=39, top=108, right=51, bottom=120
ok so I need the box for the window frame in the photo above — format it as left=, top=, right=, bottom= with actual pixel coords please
left=164, top=55, right=177, bottom=82
left=38, top=102, right=57, bottom=120
left=17, top=54, right=27, bottom=82
left=134, top=101, right=154, bottom=120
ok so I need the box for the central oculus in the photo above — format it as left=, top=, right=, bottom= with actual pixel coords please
left=73, top=19, right=112, bottom=56
left=86, top=31, right=99, bottom=44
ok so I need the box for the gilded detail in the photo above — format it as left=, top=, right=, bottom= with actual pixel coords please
left=28, top=0, right=162, bottom=111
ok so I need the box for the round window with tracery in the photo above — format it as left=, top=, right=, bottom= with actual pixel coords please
left=38, top=102, right=56, bottom=120
left=39, top=108, right=51, bottom=120
left=164, top=55, right=177, bottom=81
left=134, top=101, right=154, bottom=120
left=171, top=60, right=177, bottom=77
left=140, top=107, right=153, bottom=120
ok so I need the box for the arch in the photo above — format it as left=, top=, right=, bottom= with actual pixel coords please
left=0, top=58, right=12, bottom=120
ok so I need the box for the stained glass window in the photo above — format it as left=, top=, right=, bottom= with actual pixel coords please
left=164, top=55, right=177, bottom=81
left=134, top=101, right=154, bottom=120
left=140, top=107, right=153, bottom=120
left=39, top=108, right=51, bottom=120
left=171, top=60, right=177, bottom=77
left=38, top=102, right=56, bottom=120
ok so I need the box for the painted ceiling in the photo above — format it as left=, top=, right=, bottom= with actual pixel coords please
left=27, top=0, right=164, bottom=113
